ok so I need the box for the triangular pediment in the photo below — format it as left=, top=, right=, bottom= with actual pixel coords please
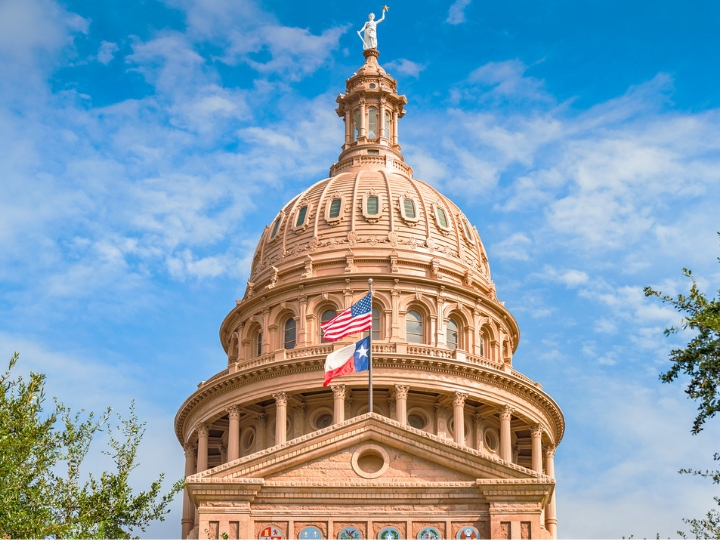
left=189, top=413, right=548, bottom=484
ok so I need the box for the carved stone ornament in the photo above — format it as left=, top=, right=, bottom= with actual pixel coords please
left=499, top=405, right=513, bottom=421
left=452, top=391, right=468, bottom=407
left=530, top=424, right=544, bottom=438
left=272, top=391, right=288, bottom=406
left=393, top=384, right=409, bottom=400
left=266, top=266, right=279, bottom=290
left=331, top=384, right=347, bottom=399
left=302, top=255, right=313, bottom=279
left=227, top=405, right=241, bottom=420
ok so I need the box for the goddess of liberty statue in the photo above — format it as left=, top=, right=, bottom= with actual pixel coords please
left=358, top=6, right=388, bottom=50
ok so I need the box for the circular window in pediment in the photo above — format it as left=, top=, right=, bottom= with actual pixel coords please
left=351, top=444, right=390, bottom=479
left=315, top=413, right=333, bottom=429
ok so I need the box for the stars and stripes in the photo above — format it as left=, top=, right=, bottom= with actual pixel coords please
left=320, top=293, right=372, bottom=341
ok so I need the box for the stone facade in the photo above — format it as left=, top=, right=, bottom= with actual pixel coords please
left=175, top=48, right=563, bottom=540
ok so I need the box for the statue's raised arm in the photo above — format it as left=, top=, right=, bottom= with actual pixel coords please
left=358, top=7, right=388, bottom=51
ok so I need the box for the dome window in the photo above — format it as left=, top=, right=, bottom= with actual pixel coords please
left=268, top=212, right=285, bottom=242
left=432, top=204, right=451, bottom=233
left=447, top=318, right=459, bottom=350
left=460, top=217, right=474, bottom=243
left=284, top=318, right=296, bottom=350
left=361, top=192, right=383, bottom=223
left=325, top=194, right=347, bottom=224
left=406, top=310, right=423, bottom=344
left=368, top=107, right=378, bottom=139
left=399, top=195, right=420, bottom=224
left=295, top=206, right=308, bottom=227
left=329, top=199, right=341, bottom=218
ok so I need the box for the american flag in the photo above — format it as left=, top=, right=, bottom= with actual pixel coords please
left=321, top=293, right=372, bottom=341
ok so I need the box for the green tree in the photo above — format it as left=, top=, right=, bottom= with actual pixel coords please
left=0, top=352, right=183, bottom=538
left=644, top=238, right=720, bottom=539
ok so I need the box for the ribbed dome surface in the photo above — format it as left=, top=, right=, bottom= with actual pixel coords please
left=247, top=168, right=493, bottom=297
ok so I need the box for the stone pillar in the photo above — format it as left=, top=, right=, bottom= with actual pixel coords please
left=392, top=111, right=399, bottom=146
left=394, top=384, right=409, bottom=425
left=359, top=101, right=367, bottom=139
left=292, top=402, right=306, bottom=439
left=219, top=444, right=227, bottom=464
left=331, top=384, right=346, bottom=424
left=181, top=444, right=196, bottom=539
left=261, top=310, right=270, bottom=354
left=391, top=285, right=401, bottom=340
left=531, top=424, right=543, bottom=473
left=227, top=406, right=241, bottom=462
left=273, top=392, right=288, bottom=445
left=256, top=413, right=266, bottom=451
left=298, top=295, right=308, bottom=347
left=344, top=110, right=352, bottom=145
left=499, top=405, right=513, bottom=462
left=434, top=403, right=450, bottom=439
left=430, top=316, right=437, bottom=347
left=452, top=392, right=467, bottom=445
left=472, top=310, right=482, bottom=356
left=196, top=424, right=209, bottom=472
left=545, top=445, right=558, bottom=539
left=473, top=412, right=485, bottom=452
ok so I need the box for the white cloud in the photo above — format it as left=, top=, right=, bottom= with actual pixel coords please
left=96, top=40, right=118, bottom=64
left=490, top=232, right=532, bottom=261
left=385, top=58, right=426, bottom=78
left=446, top=0, right=472, bottom=25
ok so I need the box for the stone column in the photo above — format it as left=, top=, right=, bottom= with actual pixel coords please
left=434, top=403, right=450, bottom=439
left=273, top=392, right=288, bottom=445
left=292, top=402, right=306, bottom=439
left=261, top=309, right=270, bottom=354
left=344, top=110, right=352, bottom=145
left=392, top=110, right=399, bottom=146
left=545, top=445, right=558, bottom=539
left=394, top=384, right=409, bottom=425
left=499, top=405, right=513, bottom=462
left=196, top=424, right=209, bottom=472
left=430, top=316, right=437, bottom=347
left=219, top=444, right=227, bottom=464
left=473, top=412, right=485, bottom=452
left=359, top=101, right=367, bottom=139
left=531, top=424, right=543, bottom=473
left=298, top=294, right=308, bottom=347
left=331, top=384, right=346, bottom=424
left=227, top=406, right=241, bottom=462
left=452, top=392, right=467, bottom=445
left=391, top=285, right=401, bottom=340
left=181, top=444, right=196, bottom=539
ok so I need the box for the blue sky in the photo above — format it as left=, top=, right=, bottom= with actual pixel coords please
left=2, top=0, right=720, bottom=537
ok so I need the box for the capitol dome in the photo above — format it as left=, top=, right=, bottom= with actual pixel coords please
left=176, top=48, right=563, bottom=540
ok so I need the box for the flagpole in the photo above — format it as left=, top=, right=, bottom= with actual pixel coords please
left=368, top=278, right=373, bottom=414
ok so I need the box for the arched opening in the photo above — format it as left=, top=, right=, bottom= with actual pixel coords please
left=284, top=318, right=296, bottom=350
left=320, top=309, right=337, bottom=343
left=368, top=107, right=377, bottom=139
left=366, top=195, right=379, bottom=215
left=447, top=318, right=459, bottom=350
left=383, top=110, right=390, bottom=138
left=328, top=198, right=341, bottom=218
left=295, top=206, right=308, bottom=227
left=353, top=109, right=360, bottom=141
left=372, top=307, right=381, bottom=340
left=406, top=310, right=423, bottom=344
left=255, top=331, right=263, bottom=357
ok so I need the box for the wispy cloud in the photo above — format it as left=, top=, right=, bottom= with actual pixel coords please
left=386, top=58, right=426, bottom=78
left=446, top=0, right=472, bottom=25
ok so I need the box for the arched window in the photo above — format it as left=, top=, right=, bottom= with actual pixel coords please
left=372, top=307, right=381, bottom=340
left=284, top=318, right=296, bottom=350
left=353, top=109, right=360, bottom=141
left=383, top=110, right=390, bottom=138
left=328, top=198, right=342, bottom=219
left=366, top=195, right=379, bottom=215
left=320, top=309, right=337, bottom=343
left=368, top=107, right=377, bottom=139
left=270, top=216, right=281, bottom=239
left=295, top=206, right=308, bottom=227
left=436, top=206, right=448, bottom=228
left=406, top=310, right=423, bottom=344
left=447, top=318, right=459, bottom=350
left=255, top=331, right=263, bottom=357
left=480, top=329, right=489, bottom=358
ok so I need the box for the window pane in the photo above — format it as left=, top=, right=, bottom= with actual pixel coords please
left=284, top=319, right=296, bottom=349
left=295, top=206, right=307, bottom=227
left=372, top=307, right=381, bottom=340
left=256, top=332, right=262, bottom=356
left=353, top=110, right=360, bottom=141
left=447, top=319, right=459, bottom=350
left=383, top=111, right=390, bottom=138
left=321, top=309, right=337, bottom=343
left=406, top=310, right=423, bottom=343
left=463, top=219, right=472, bottom=239
left=271, top=218, right=281, bottom=238
left=437, top=207, right=448, bottom=228
left=367, top=196, right=379, bottom=215
left=403, top=198, right=416, bottom=219
left=368, top=107, right=377, bottom=138
left=329, top=198, right=341, bottom=218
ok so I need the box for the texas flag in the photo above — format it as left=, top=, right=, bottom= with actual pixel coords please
left=323, top=336, right=370, bottom=386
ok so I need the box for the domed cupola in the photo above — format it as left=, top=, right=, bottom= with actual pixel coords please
left=333, top=48, right=409, bottom=172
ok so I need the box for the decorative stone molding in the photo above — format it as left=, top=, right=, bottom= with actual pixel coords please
left=452, top=391, right=468, bottom=407
left=543, top=445, right=556, bottom=458
left=530, top=424, right=544, bottom=438
left=272, top=392, right=288, bottom=406
left=228, top=405, right=241, bottom=420
left=393, top=384, right=409, bottom=400
left=197, top=424, right=209, bottom=438
left=350, top=444, right=390, bottom=479
left=331, top=384, right=347, bottom=400
left=499, top=405, right=513, bottom=421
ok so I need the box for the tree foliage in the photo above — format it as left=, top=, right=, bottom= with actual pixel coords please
left=0, top=352, right=183, bottom=539
left=644, top=238, right=720, bottom=538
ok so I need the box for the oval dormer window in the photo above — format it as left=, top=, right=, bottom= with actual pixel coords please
left=437, top=207, right=448, bottom=228
left=404, top=198, right=416, bottom=219
left=295, top=206, right=308, bottom=227
left=329, top=198, right=342, bottom=219
left=269, top=214, right=283, bottom=240
left=462, top=218, right=473, bottom=241
left=367, top=196, right=379, bottom=216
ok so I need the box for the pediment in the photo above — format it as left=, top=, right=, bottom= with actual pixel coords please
left=189, top=413, right=547, bottom=484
